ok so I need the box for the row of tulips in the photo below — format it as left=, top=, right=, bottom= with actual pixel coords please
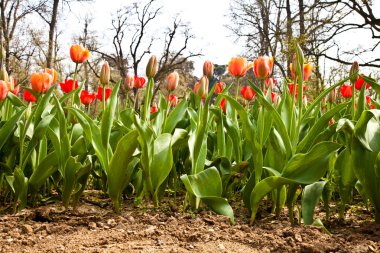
left=0, top=43, right=379, bottom=226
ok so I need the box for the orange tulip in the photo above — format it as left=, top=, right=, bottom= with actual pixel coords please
left=214, top=82, right=225, bottom=94
left=203, top=60, right=214, bottom=79
left=220, top=98, right=226, bottom=113
left=167, top=71, right=179, bottom=91
left=253, top=56, right=274, bottom=80
left=228, top=57, right=253, bottom=78
left=0, top=80, right=9, bottom=101
left=70, top=44, right=90, bottom=64
left=290, top=62, right=313, bottom=81
left=44, top=68, right=58, bottom=84
left=30, top=72, right=53, bottom=93
left=125, top=74, right=134, bottom=90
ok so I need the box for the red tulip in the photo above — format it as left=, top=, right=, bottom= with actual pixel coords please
left=134, top=76, right=146, bottom=89
left=80, top=90, right=96, bottom=105
left=228, top=57, right=253, bottom=78
left=60, top=78, right=78, bottom=93
left=96, top=87, right=112, bottom=101
left=169, top=94, right=179, bottom=107
left=241, top=86, right=255, bottom=101
left=253, top=56, right=274, bottom=80
left=288, top=83, right=306, bottom=96
left=24, top=89, right=37, bottom=102
left=0, top=80, right=9, bottom=101
left=340, top=84, right=353, bottom=98
left=70, top=44, right=90, bottom=64
left=265, top=90, right=276, bottom=103
left=366, top=96, right=375, bottom=109
left=30, top=72, right=53, bottom=93
left=355, top=75, right=370, bottom=90
left=214, top=82, right=225, bottom=94
left=151, top=104, right=158, bottom=114
left=193, top=82, right=199, bottom=93
left=220, top=98, right=226, bottom=113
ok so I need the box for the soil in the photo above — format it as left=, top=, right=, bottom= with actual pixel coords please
left=0, top=191, right=379, bottom=253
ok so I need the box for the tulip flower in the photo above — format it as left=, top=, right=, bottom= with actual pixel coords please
left=6, top=77, right=19, bottom=95
left=265, top=78, right=276, bottom=89
left=228, top=57, right=253, bottom=78
left=193, top=82, right=199, bottom=93
left=44, top=68, right=58, bottom=84
left=100, top=61, right=110, bottom=86
left=70, top=44, right=90, bottom=64
left=146, top=55, right=158, bottom=79
left=0, top=64, right=9, bottom=82
left=288, top=83, right=306, bottom=96
left=264, top=90, right=276, bottom=103
left=203, top=60, right=214, bottom=79
left=355, top=75, right=370, bottom=90
left=328, top=88, right=337, bottom=103
left=166, top=71, right=179, bottom=91
left=23, top=89, right=37, bottom=102
left=125, top=74, right=134, bottom=90
left=366, top=96, right=375, bottom=109
left=96, top=86, right=112, bottom=101
left=340, top=84, right=353, bottom=98
left=60, top=78, right=78, bottom=93
left=253, top=56, right=274, bottom=80
left=196, top=75, right=209, bottom=99
left=349, top=61, right=359, bottom=84
left=134, top=76, right=146, bottom=89
left=80, top=90, right=96, bottom=105
left=241, top=86, right=255, bottom=101
left=303, top=63, right=313, bottom=81
left=214, top=82, right=225, bottom=94
left=328, top=118, right=335, bottom=126
left=151, top=104, right=158, bottom=114
left=30, top=72, right=53, bottom=93
left=169, top=94, right=179, bottom=107
left=0, top=80, right=9, bottom=101
left=220, top=98, right=226, bottom=113
left=290, top=62, right=313, bottom=81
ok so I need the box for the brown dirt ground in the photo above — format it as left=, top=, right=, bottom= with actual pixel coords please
left=0, top=191, right=379, bottom=253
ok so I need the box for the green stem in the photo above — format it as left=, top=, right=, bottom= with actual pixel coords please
left=19, top=103, right=33, bottom=171
left=102, top=85, right=106, bottom=112
left=235, top=77, right=240, bottom=101
left=71, top=63, right=78, bottom=108
left=260, top=79, right=265, bottom=145
left=351, top=85, right=355, bottom=120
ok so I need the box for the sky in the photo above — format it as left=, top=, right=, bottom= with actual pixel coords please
left=61, top=0, right=379, bottom=79
left=63, top=0, right=241, bottom=77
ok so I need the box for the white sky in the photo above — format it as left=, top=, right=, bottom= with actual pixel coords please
left=60, top=0, right=379, bottom=79
left=63, top=0, right=241, bottom=77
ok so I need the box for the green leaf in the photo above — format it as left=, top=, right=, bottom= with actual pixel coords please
left=6, top=92, right=26, bottom=108
left=334, top=148, right=356, bottom=205
left=61, top=157, right=82, bottom=208
left=164, top=99, right=187, bottom=133
left=108, top=130, right=139, bottom=212
left=0, top=108, right=25, bottom=150
left=302, top=181, right=327, bottom=225
left=29, top=151, right=58, bottom=192
left=180, top=167, right=234, bottom=224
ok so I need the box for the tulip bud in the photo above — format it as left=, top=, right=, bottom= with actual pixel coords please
left=328, top=88, right=337, bottom=103
left=196, top=75, right=209, bottom=99
left=146, top=55, right=158, bottom=79
left=0, top=65, right=9, bottom=82
left=166, top=71, right=179, bottom=91
left=100, top=61, right=110, bottom=86
left=349, top=61, right=359, bottom=84
left=125, top=73, right=134, bottom=90
left=203, top=60, right=214, bottom=79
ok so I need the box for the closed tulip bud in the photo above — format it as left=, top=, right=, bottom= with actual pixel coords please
left=125, top=73, right=134, bottom=90
left=241, top=86, right=255, bottom=101
left=253, top=56, right=274, bottom=80
left=100, top=61, right=110, bottom=86
left=197, top=75, right=209, bottom=99
left=146, top=55, right=157, bottom=79
left=214, top=82, right=225, bottom=94
left=0, top=80, right=9, bottom=101
left=295, top=44, right=304, bottom=66
left=203, top=60, right=214, bottom=79
left=349, top=61, right=359, bottom=84
left=0, top=65, right=9, bottom=82
left=166, top=71, right=179, bottom=91
left=328, top=88, right=337, bottom=103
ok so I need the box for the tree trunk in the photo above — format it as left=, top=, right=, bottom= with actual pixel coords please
left=46, top=0, right=59, bottom=68
left=286, top=0, right=293, bottom=76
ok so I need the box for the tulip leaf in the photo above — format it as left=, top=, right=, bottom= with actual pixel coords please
left=6, top=92, right=26, bottom=108
left=164, top=99, right=187, bottom=133
left=108, top=129, right=139, bottom=212
left=180, top=167, right=234, bottom=224
left=334, top=148, right=356, bottom=208
left=301, top=181, right=327, bottom=225
left=29, top=151, right=58, bottom=192
left=0, top=108, right=25, bottom=150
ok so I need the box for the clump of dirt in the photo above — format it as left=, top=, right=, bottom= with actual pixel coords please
left=0, top=191, right=379, bottom=253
